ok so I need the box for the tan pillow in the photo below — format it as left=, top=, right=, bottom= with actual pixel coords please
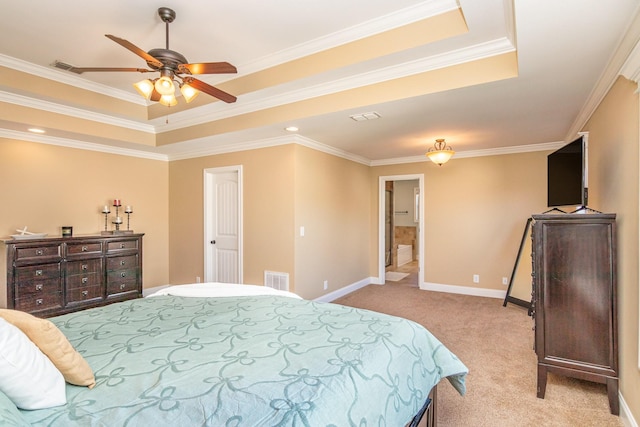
left=0, top=309, right=95, bottom=388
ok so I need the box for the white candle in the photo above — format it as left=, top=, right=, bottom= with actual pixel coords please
left=115, top=217, right=122, bottom=224
left=102, top=205, right=110, bottom=213
left=125, top=205, right=133, bottom=213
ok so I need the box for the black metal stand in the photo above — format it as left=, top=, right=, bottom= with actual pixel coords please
left=503, top=217, right=533, bottom=313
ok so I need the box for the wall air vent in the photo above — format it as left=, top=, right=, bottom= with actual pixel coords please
left=264, top=271, right=289, bottom=291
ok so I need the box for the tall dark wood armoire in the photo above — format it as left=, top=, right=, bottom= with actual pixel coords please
left=531, top=213, right=618, bottom=415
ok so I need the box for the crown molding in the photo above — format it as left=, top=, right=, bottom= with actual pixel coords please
left=565, top=3, right=640, bottom=140
left=237, top=0, right=460, bottom=76
left=0, top=129, right=167, bottom=161
left=0, top=90, right=155, bottom=133
left=369, top=141, right=564, bottom=166
left=158, top=37, right=515, bottom=132
left=2, top=124, right=564, bottom=166
left=166, top=134, right=371, bottom=165
left=0, top=54, right=147, bottom=105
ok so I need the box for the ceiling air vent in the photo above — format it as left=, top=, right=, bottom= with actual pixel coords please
left=52, top=60, right=75, bottom=71
left=349, top=111, right=381, bottom=122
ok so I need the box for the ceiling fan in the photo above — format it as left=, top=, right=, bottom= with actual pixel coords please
left=53, top=7, right=237, bottom=105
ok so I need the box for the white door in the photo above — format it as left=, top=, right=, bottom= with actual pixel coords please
left=204, top=167, right=243, bottom=283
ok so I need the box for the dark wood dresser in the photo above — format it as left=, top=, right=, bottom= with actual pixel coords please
left=531, top=214, right=618, bottom=415
left=1, top=234, right=143, bottom=317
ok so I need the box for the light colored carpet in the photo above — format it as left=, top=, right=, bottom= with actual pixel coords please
left=385, top=271, right=410, bottom=281
left=334, top=284, right=623, bottom=427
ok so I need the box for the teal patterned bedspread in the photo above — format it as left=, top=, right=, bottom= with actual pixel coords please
left=18, top=295, right=467, bottom=426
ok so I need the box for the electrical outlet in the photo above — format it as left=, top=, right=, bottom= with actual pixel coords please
left=323, top=280, right=328, bottom=290
left=502, top=277, right=509, bottom=285
left=473, top=274, right=480, bottom=283
left=196, top=276, right=201, bottom=283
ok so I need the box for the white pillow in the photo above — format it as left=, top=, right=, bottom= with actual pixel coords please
left=0, top=317, right=67, bottom=410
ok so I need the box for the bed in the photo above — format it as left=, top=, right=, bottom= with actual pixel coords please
left=0, top=283, right=467, bottom=426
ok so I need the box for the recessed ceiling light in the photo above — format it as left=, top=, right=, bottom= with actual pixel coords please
left=285, top=126, right=299, bottom=132
left=28, top=128, right=46, bottom=134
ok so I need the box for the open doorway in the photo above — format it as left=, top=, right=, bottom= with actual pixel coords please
left=378, top=174, right=424, bottom=287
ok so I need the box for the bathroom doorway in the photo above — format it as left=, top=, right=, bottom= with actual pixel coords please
left=378, top=174, right=424, bottom=287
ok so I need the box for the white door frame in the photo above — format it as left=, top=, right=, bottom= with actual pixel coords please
left=203, top=165, right=243, bottom=283
left=378, top=174, right=424, bottom=287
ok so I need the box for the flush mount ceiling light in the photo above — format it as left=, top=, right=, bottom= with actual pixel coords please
left=285, top=126, right=299, bottom=132
left=53, top=7, right=237, bottom=106
left=28, top=128, right=46, bottom=134
left=426, top=138, right=455, bottom=166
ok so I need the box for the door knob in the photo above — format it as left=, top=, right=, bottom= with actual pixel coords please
left=210, top=240, right=216, bottom=244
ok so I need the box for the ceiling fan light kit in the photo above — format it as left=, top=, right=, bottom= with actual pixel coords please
left=54, top=7, right=237, bottom=105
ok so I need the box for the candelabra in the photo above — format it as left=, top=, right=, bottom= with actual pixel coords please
left=100, top=199, right=134, bottom=235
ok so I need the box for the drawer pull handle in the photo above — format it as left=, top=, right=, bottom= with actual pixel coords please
left=36, top=298, right=43, bottom=305
left=120, top=272, right=126, bottom=278
left=82, top=277, right=88, bottom=284
left=82, top=264, right=88, bottom=271
left=81, top=246, right=88, bottom=252
left=120, top=284, right=126, bottom=290
left=120, top=260, right=126, bottom=266
left=35, top=249, right=43, bottom=256
left=35, top=284, right=43, bottom=291
left=81, top=290, right=88, bottom=297
left=35, top=270, right=43, bottom=276
left=120, top=243, right=125, bottom=249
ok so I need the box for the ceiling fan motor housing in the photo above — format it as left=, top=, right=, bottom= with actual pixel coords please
left=146, top=48, right=188, bottom=73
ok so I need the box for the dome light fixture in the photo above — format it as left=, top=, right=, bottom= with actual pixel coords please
left=426, top=138, right=455, bottom=166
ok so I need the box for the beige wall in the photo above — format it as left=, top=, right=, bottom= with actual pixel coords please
left=168, top=144, right=296, bottom=288
left=168, top=144, right=371, bottom=300
left=370, top=151, right=548, bottom=291
left=583, top=76, right=639, bottom=422
left=293, top=145, right=371, bottom=299
left=0, top=137, right=170, bottom=291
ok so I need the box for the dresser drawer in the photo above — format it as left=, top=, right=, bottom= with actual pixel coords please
left=15, top=263, right=61, bottom=281
left=107, top=276, right=139, bottom=295
left=66, top=242, right=103, bottom=256
left=66, top=285, right=103, bottom=303
left=15, top=292, right=63, bottom=312
left=14, top=244, right=62, bottom=263
left=107, top=239, right=138, bottom=253
left=67, top=259, right=102, bottom=275
left=15, top=278, right=61, bottom=299
left=107, top=255, right=138, bottom=271
left=66, top=272, right=101, bottom=289
left=107, top=268, right=138, bottom=282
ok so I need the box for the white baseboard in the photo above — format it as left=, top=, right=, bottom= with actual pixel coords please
left=313, top=277, right=375, bottom=302
left=421, top=281, right=507, bottom=299
left=620, top=392, right=638, bottom=427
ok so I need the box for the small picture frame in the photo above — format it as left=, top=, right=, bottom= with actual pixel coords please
left=61, top=226, right=73, bottom=237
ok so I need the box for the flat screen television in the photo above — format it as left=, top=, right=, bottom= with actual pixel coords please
left=547, top=135, right=588, bottom=207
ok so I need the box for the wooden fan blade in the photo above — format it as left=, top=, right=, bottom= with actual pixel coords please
left=187, top=78, right=236, bottom=103
left=105, top=34, right=163, bottom=68
left=179, top=62, right=237, bottom=75
left=150, top=89, right=162, bottom=102
left=67, top=67, right=153, bottom=74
